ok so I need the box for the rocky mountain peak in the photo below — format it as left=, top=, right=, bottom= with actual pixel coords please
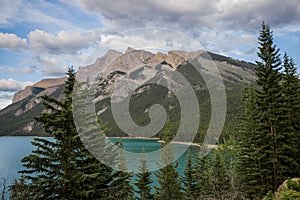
left=76, top=49, right=123, bottom=82
left=12, top=77, right=66, bottom=103
left=103, top=49, right=155, bottom=75
left=125, top=47, right=135, bottom=53
left=147, top=51, right=187, bottom=69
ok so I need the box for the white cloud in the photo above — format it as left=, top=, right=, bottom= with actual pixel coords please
left=0, top=0, right=22, bottom=26
left=25, top=66, right=37, bottom=73
left=36, top=55, right=61, bottom=67
left=0, top=33, right=27, bottom=51
left=0, top=65, right=23, bottom=74
left=59, top=0, right=300, bottom=64
left=0, top=78, right=33, bottom=92
left=0, top=91, right=15, bottom=109
left=0, top=99, right=12, bottom=110
left=41, top=65, right=68, bottom=76
left=28, top=29, right=101, bottom=55
left=0, top=0, right=78, bottom=32
left=99, top=29, right=201, bottom=53
left=64, top=0, right=300, bottom=32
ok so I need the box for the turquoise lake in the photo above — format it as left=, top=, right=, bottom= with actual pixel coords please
left=0, top=136, right=199, bottom=189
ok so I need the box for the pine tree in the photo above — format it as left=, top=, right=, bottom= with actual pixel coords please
left=238, top=22, right=300, bottom=198
left=216, top=137, right=240, bottom=199
left=134, top=148, right=154, bottom=200
left=208, top=147, right=230, bottom=199
left=193, top=144, right=211, bottom=198
left=181, top=150, right=197, bottom=200
left=255, top=22, right=283, bottom=192
left=279, top=53, right=300, bottom=177
left=13, top=68, right=116, bottom=199
left=108, top=141, right=134, bottom=200
left=155, top=118, right=183, bottom=200
left=10, top=175, right=30, bottom=200
left=238, top=83, right=266, bottom=198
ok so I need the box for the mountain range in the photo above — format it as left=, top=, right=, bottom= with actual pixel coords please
left=0, top=48, right=256, bottom=141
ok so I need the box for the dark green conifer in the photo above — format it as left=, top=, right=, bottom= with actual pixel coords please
left=155, top=118, right=183, bottom=200
left=279, top=53, right=300, bottom=177
left=14, top=68, right=116, bottom=199
left=108, top=141, right=134, bottom=200
left=237, top=83, right=266, bottom=198
left=134, top=148, right=154, bottom=200
left=181, top=150, right=197, bottom=200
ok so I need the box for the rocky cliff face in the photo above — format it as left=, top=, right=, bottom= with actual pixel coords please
left=0, top=48, right=257, bottom=136
left=12, top=77, right=66, bottom=103
left=76, top=49, right=123, bottom=83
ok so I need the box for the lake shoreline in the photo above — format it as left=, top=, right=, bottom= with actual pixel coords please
left=107, top=136, right=160, bottom=141
left=0, top=135, right=216, bottom=148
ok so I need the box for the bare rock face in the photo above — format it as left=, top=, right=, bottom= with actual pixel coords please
left=103, top=49, right=155, bottom=75
left=76, top=50, right=123, bottom=82
left=148, top=52, right=167, bottom=64
left=12, top=78, right=66, bottom=103
left=14, top=85, right=62, bottom=116
left=147, top=51, right=187, bottom=69
left=164, top=51, right=187, bottom=69
left=12, top=86, right=44, bottom=103
left=32, top=77, right=66, bottom=88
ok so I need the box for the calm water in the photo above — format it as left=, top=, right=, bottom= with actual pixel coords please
left=0, top=137, right=198, bottom=188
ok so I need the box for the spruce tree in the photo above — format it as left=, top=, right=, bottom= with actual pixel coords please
left=108, top=140, right=134, bottom=200
left=10, top=175, right=30, bottom=200
left=193, top=144, right=211, bottom=198
left=279, top=53, right=300, bottom=177
left=238, top=22, right=300, bottom=198
left=255, top=22, right=283, bottom=192
left=14, top=68, right=116, bottom=199
left=181, top=150, right=197, bottom=200
left=207, top=147, right=230, bottom=199
left=155, top=118, right=183, bottom=200
left=237, top=83, right=266, bottom=198
left=134, top=149, right=154, bottom=200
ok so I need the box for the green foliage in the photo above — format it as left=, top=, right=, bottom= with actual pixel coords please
left=134, top=149, right=154, bottom=200
left=238, top=22, right=300, bottom=199
left=287, top=180, right=300, bottom=192
left=181, top=150, right=198, bottom=200
left=11, top=68, right=118, bottom=199
left=255, top=21, right=284, bottom=191
left=189, top=138, right=241, bottom=200
left=155, top=119, right=183, bottom=200
left=204, top=139, right=240, bottom=199
left=193, top=149, right=210, bottom=198
left=9, top=175, right=30, bottom=200
left=280, top=190, right=300, bottom=200
left=237, top=83, right=267, bottom=198
left=109, top=141, right=134, bottom=200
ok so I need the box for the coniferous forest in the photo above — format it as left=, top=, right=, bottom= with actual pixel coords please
left=7, top=22, right=300, bottom=200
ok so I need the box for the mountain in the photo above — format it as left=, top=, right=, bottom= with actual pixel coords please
left=0, top=49, right=256, bottom=140
left=12, top=77, right=66, bottom=103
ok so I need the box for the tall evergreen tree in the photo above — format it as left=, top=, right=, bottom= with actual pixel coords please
left=237, top=83, right=266, bottom=198
left=181, top=150, right=197, bottom=200
left=12, top=68, right=116, bottom=199
left=255, top=22, right=283, bottom=191
left=155, top=118, right=183, bottom=200
left=193, top=146, right=210, bottom=198
left=108, top=141, right=134, bottom=200
left=10, top=175, right=30, bottom=200
left=205, top=146, right=231, bottom=199
left=134, top=149, right=154, bottom=200
left=238, top=22, right=300, bottom=198
left=279, top=53, right=300, bottom=177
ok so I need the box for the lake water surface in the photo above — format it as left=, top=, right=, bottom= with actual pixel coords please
left=0, top=136, right=198, bottom=189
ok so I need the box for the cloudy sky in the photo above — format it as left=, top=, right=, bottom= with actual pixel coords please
left=0, top=0, right=300, bottom=109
